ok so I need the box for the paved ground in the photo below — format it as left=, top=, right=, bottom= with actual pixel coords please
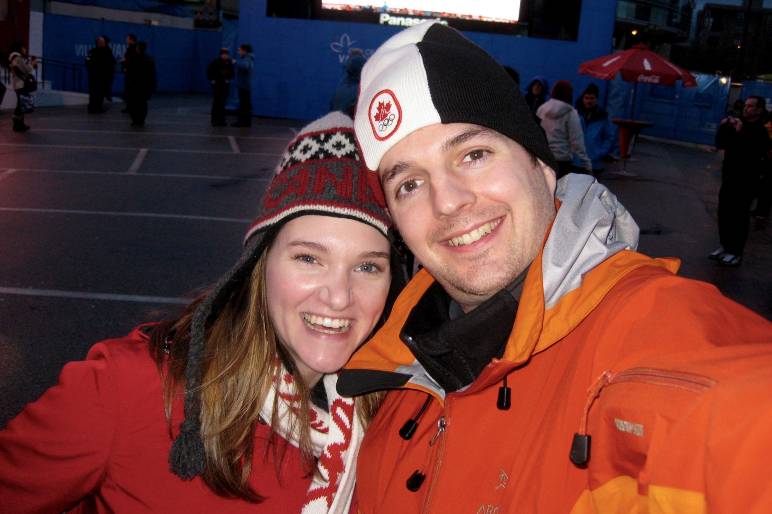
left=0, top=95, right=769, bottom=427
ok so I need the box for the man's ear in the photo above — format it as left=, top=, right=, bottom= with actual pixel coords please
left=536, top=158, right=557, bottom=195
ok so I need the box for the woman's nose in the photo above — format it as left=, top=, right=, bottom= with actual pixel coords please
left=318, top=269, right=352, bottom=311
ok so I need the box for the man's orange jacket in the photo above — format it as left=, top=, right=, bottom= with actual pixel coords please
left=339, top=176, right=772, bottom=513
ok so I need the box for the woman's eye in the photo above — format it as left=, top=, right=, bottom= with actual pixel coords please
left=294, top=254, right=318, bottom=265
left=356, top=262, right=384, bottom=274
left=396, top=178, right=422, bottom=199
left=462, top=149, right=489, bottom=163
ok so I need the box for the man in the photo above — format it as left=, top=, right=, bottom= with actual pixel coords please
left=206, top=48, right=234, bottom=127
left=575, top=83, right=616, bottom=173
left=710, top=96, right=769, bottom=266
left=123, top=41, right=155, bottom=127
left=85, top=36, right=116, bottom=114
left=338, top=22, right=772, bottom=513
left=232, top=43, right=254, bottom=127
left=120, top=34, right=138, bottom=113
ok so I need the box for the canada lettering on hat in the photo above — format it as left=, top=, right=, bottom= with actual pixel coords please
left=369, top=89, right=402, bottom=141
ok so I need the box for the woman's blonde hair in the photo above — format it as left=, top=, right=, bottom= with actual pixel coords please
left=150, top=251, right=384, bottom=501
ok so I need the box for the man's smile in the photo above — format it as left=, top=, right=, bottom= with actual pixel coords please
left=444, top=218, right=503, bottom=248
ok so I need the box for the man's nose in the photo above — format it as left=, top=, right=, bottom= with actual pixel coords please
left=430, top=171, right=476, bottom=217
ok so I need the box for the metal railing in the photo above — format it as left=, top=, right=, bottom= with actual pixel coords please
left=38, top=57, right=86, bottom=92
left=1, top=57, right=84, bottom=93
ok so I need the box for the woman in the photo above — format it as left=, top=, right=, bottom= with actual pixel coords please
left=536, top=80, right=592, bottom=178
left=0, top=112, right=399, bottom=513
left=8, top=42, right=37, bottom=133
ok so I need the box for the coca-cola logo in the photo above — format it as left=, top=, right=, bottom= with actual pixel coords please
left=637, top=74, right=660, bottom=84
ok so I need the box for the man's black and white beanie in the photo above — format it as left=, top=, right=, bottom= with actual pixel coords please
left=169, top=111, right=391, bottom=480
left=354, top=21, right=557, bottom=172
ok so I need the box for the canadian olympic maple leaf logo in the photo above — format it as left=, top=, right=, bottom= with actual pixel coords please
left=373, top=101, right=391, bottom=122
left=368, top=90, right=402, bottom=141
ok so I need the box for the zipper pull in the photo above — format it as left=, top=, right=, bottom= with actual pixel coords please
left=429, top=416, right=446, bottom=446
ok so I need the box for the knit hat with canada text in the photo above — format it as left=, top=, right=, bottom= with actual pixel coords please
left=354, top=21, right=557, bottom=172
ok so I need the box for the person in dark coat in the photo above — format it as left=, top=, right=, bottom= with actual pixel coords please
left=752, top=111, right=772, bottom=227
left=124, top=41, right=156, bottom=127
left=120, top=34, right=138, bottom=113
left=524, top=76, right=549, bottom=114
left=232, top=44, right=254, bottom=127
left=710, top=96, right=769, bottom=266
left=86, top=36, right=116, bottom=113
left=206, top=48, right=234, bottom=127
left=329, top=50, right=366, bottom=118
left=574, top=83, right=615, bottom=172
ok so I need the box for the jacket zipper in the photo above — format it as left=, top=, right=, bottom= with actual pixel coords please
left=608, top=367, right=716, bottom=392
left=571, top=367, right=716, bottom=467
left=420, top=402, right=450, bottom=513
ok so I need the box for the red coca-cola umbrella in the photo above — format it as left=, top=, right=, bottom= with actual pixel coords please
left=578, top=45, right=697, bottom=172
left=578, top=44, right=697, bottom=87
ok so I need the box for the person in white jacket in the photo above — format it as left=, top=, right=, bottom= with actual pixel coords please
left=536, top=80, right=592, bottom=177
left=8, top=42, right=37, bottom=133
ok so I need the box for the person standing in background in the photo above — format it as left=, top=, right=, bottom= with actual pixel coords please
left=329, top=49, right=366, bottom=118
left=86, top=36, right=116, bottom=114
left=523, top=76, right=548, bottom=115
left=124, top=41, right=156, bottom=128
left=120, top=34, right=138, bottom=113
left=232, top=44, right=254, bottom=127
left=751, top=110, right=772, bottom=228
left=574, top=83, right=615, bottom=173
left=710, top=96, right=769, bottom=266
left=537, top=80, right=592, bottom=177
left=207, top=48, right=234, bottom=127
left=8, top=42, right=37, bottom=133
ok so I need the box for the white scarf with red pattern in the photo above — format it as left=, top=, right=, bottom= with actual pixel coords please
left=260, top=370, right=363, bottom=514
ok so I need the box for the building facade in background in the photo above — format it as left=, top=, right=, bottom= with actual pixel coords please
left=614, top=0, right=772, bottom=80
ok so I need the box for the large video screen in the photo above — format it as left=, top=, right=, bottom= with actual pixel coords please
left=266, top=0, right=582, bottom=40
left=321, top=0, right=521, bottom=25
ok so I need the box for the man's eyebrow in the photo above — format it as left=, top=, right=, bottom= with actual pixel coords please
left=288, top=241, right=328, bottom=253
left=381, top=161, right=413, bottom=185
left=441, top=127, right=496, bottom=153
left=381, top=128, right=497, bottom=184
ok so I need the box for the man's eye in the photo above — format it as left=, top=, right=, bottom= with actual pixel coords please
left=462, top=149, right=489, bottom=163
left=396, top=178, right=422, bottom=199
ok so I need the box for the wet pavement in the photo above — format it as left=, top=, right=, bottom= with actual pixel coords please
left=600, top=138, right=771, bottom=319
left=0, top=95, right=769, bottom=427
